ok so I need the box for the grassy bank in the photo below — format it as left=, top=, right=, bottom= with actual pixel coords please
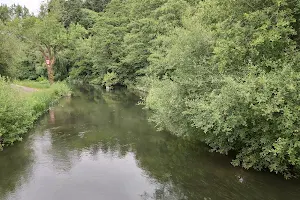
left=14, top=79, right=51, bottom=89
left=0, top=78, right=70, bottom=150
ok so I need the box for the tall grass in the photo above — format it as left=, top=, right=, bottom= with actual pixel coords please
left=0, top=77, right=70, bottom=150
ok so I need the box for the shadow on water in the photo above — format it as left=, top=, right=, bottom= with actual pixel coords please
left=1, top=85, right=300, bottom=200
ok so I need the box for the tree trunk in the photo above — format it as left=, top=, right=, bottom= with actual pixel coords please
left=40, top=45, right=56, bottom=85
left=46, top=64, right=54, bottom=85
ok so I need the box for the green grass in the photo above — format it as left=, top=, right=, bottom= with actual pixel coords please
left=14, top=80, right=51, bottom=89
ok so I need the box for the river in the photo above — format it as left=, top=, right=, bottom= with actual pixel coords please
left=1, top=86, right=300, bottom=200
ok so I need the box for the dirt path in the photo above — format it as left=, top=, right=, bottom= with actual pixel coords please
left=11, top=84, right=39, bottom=93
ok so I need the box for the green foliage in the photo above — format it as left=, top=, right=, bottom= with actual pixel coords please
left=61, top=0, right=83, bottom=27
left=0, top=77, right=70, bottom=150
left=27, top=82, right=70, bottom=117
left=33, top=16, right=67, bottom=50
left=0, top=77, right=33, bottom=148
left=145, top=0, right=300, bottom=177
left=90, top=0, right=130, bottom=85
left=191, top=66, right=300, bottom=177
left=79, top=8, right=99, bottom=29
left=102, top=72, right=119, bottom=87
left=0, top=21, right=25, bottom=77
left=83, top=0, right=111, bottom=12
left=62, top=24, right=93, bottom=82
left=146, top=80, right=192, bottom=137
left=81, top=0, right=192, bottom=86
left=0, top=4, right=10, bottom=22
left=0, top=4, right=31, bottom=22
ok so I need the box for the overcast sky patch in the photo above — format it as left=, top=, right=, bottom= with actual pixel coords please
left=0, top=0, right=44, bottom=14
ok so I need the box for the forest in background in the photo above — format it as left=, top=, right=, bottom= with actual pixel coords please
left=2, top=0, right=300, bottom=178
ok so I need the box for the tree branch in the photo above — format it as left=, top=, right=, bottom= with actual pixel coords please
left=39, top=46, right=48, bottom=60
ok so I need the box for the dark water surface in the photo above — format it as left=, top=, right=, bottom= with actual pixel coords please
left=1, top=86, right=300, bottom=200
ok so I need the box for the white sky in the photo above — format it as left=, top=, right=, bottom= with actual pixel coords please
left=0, top=0, right=45, bottom=14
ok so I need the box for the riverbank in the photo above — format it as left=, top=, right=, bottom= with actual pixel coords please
left=0, top=78, right=70, bottom=150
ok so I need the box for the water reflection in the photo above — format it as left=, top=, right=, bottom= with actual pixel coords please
left=0, top=135, right=34, bottom=200
left=1, top=86, right=300, bottom=200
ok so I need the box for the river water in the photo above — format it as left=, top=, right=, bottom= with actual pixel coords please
left=1, top=86, right=300, bottom=200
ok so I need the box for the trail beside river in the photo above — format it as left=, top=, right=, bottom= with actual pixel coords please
left=11, top=84, right=39, bottom=93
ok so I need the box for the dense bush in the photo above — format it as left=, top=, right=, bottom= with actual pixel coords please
left=145, top=0, right=300, bottom=178
left=0, top=77, right=70, bottom=150
left=0, top=78, right=33, bottom=147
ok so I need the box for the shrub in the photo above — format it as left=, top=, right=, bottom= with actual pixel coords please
left=146, top=79, right=191, bottom=137
left=0, top=78, right=70, bottom=150
left=0, top=77, right=33, bottom=148
left=145, top=0, right=300, bottom=177
left=186, top=66, right=300, bottom=178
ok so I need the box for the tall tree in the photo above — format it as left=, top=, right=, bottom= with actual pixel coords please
left=61, top=0, right=83, bottom=27
left=90, top=0, right=130, bottom=84
left=83, top=0, right=111, bottom=12
left=27, top=16, right=66, bottom=84
left=0, top=4, right=10, bottom=22
left=0, top=22, right=23, bottom=76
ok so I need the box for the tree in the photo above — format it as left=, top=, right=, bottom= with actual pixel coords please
left=0, top=20, right=27, bottom=77
left=0, top=4, right=10, bottom=22
left=83, top=0, right=111, bottom=12
left=29, top=16, right=66, bottom=84
left=61, top=0, right=83, bottom=27
left=90, top=0, right=130, bottom=85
